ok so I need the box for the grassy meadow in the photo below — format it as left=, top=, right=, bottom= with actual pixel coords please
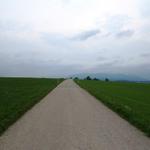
left=0, top=77, right=63, bottom=135
left=75, top=80, right=150, bottom=136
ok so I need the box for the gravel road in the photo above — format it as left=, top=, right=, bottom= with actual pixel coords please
left=0, top=79, right=150, bottom=150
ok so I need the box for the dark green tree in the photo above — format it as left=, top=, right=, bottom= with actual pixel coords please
left=105, top=78, right=109, bottom=82
left=86, top=76, right=92, bottom=80
left=93, top=78, right=99, bottom=81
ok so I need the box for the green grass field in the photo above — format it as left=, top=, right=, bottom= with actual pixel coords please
left=0, top=77, right=63, bottom=135
left=75, top=80, right=150, bottom=136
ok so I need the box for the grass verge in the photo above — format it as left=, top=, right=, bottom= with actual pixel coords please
left=75, top=80, right=150, bottom=137
left=0, top=77, right=63, bottom=135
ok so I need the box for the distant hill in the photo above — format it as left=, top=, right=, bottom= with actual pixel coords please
left=71, top=73, right=148, bottom=82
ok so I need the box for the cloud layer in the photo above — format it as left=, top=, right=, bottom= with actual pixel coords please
left=72, top=29, right=100, bottom=41
left=0, top=0, right=150, bottom=79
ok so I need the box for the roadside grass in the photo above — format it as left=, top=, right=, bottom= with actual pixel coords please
left=75, top=80, right=150, bottom=136
left=0, top=77, right=63, bottom=135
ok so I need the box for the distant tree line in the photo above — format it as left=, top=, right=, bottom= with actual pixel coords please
left=73, top=76, right=110, bottom=82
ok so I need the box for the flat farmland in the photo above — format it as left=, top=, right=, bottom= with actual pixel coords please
left=75, top=80, right=150, bottom=136
left=0, top=77, right=63, bottom=135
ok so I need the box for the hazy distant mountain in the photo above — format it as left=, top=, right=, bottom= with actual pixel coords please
left=71, top=73, right=148, bottom=81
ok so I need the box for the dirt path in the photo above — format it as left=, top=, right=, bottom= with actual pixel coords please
left=0, top=79, right=150, bottom=150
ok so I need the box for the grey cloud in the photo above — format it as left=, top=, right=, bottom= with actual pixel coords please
left=0, top=22, right=150, bottom=80
left=99, top=59, right=121, bottom=67
left=72, top=29, right=100, bottom=41
left=41, top=33, right=70, bottom=47
left=116, top=30, right=134, bottom=38
left=41, top=32, right=64, bottom=41
left=84, top=59, right=123, bottom=75
left=102, top=32, right=111, bottom=38
left=96, top=56, right=107, bottom=61
left=61, top=0, right=71, bottom=4
left=0, top=61, right=82, bottom=78
left=0, top=21, right=32, bottom=33
left=0, top=31, right=87, bottom=77
left=106, top=15, right=131, bottom=33
left=140, top=53, right=150, bottom=58
left=138, top=0, right=150, bottom=17
left=88, top=60, right=150, bottom=80
left=118, top=63, right=150, bottom=80
left=0, top=1, right=150, bottom=80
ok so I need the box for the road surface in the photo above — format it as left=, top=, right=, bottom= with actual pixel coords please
left=0, top=79, right=150, bottom=150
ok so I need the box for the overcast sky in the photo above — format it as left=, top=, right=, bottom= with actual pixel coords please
left=0, top=0, right=150, bottom=79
